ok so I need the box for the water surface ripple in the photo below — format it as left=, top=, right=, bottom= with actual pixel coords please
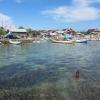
left=0, top=41, right=100, bottom=89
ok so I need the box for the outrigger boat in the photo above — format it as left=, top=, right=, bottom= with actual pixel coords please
left=9, top=39, right=21, bottom=45
left=50, top=39, right=74, bottom=44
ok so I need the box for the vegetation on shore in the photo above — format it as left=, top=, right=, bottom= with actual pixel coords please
left=0, top=27, right=5, bottom=36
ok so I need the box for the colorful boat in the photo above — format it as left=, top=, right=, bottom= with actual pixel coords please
left=50, top=39, right=74, bottom=44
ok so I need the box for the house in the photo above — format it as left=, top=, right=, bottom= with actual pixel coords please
left=87, top=28, right=100, bottom=34
left=87, top=28, right=100, bottom=40
left=10, top=29, right=27, bottom=38
left=11, top=29, right=27, bottom=34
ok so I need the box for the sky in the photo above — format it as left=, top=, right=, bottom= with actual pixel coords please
left=0, top=0, right=100, bottom=31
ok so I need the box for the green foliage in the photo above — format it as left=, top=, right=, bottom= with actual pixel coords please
left=26, top=28, right=33, bottom=34
left=80, top=31, right=88, bottom=35
left=26, top=28, right=41, bottom=37
left=32, top=30, right=41, bottom=37
left=18, top=26, right=25, bottom=29
left=0, top=27, right=5, bottom=35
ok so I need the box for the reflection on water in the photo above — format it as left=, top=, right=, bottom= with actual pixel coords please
left=0, top=41, right=100, bottom=99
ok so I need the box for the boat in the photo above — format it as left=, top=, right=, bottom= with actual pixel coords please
left=9, top=39, right=21, bottom=45
left=36, top=41, right=40, bottom=43
left=33, top=41, right=40, bottom=43
left=75, top=39, right=87, bottom=43
left=50, top=39, right=75, bottom=44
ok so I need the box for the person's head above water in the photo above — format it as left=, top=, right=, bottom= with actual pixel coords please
left=75, top=70, right=80, bottom=80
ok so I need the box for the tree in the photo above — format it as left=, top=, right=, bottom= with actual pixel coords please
left=0, top=27, right=5, bottom=36
left=18, top=26, right=24, bottom=29
left=26, top=28, right=33, bottom=34
left=26, top=28, right=41, bottom=37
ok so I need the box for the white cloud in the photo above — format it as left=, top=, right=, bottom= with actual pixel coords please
left=0, top=13, right=11, bottom=27
left=0, top=13, right=16, bottom=30
left=42, top=0, right=100, bottom=22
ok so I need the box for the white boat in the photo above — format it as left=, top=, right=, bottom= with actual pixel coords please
left=75, top=39, right=87, bottom=43
left=36, top=41, right=40, bottom=43
left=33, top=41, right=40, bottom=43
left=9, top=40, right=21, bottom=45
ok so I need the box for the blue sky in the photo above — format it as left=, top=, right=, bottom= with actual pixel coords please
left=0, top=0, right=100, bottom=31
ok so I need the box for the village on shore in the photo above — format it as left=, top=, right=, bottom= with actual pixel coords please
left=0, top=26, right=100, bottom=44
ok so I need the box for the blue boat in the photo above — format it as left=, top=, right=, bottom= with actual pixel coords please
left=75, top=39, right=87, bottom=43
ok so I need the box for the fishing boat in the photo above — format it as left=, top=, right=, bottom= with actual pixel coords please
left=50, top=39, right=74, bottom=44
left=9, top=39, right=21, bottom=45
left=75, top=39, right=87, bottom=43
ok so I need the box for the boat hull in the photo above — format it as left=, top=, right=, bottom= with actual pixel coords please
left=9, top=40, right=21, bottom=45
left=75, top=39, right=87, bottom=43
left=50, top=39, right=74, bottom=44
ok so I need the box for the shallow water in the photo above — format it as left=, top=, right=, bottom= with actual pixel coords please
left=0, top=41, right=100, bottom=99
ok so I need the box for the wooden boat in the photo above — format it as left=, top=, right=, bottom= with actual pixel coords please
left=9, top=39, right=21, bottom=45
left=50, top=39, right=74, bottom=44
left=75, top=39, right=87, bottom=43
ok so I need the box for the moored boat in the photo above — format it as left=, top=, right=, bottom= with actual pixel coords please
left=75, top=39, right=87, bottom=43
left=50, top=39, right=74, bottom=44
left=9, top=39, right=21, bottom=45
left=33, top=41, right=40, bottom=43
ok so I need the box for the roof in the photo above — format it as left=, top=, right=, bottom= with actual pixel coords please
left=10, top=29, right=27, bottom=33
left=50, top=32, right=57, bottom=36
left=56, top=31, right=64, bottom=34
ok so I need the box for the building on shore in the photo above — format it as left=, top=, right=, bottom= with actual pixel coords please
left=10, top=29, right=27, bottom=38
left=86, top=28, right=100, bottom=40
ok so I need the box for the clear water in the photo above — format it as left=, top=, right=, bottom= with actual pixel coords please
left=0, top=41, right=100, bottom=99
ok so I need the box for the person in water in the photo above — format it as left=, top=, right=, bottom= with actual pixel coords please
left=75, top=70, right=80, bottom=80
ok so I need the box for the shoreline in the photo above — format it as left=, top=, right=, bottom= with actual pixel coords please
left=0, top=38, right=38, bottom=44
left=0, top=36, right=100, bottom=44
